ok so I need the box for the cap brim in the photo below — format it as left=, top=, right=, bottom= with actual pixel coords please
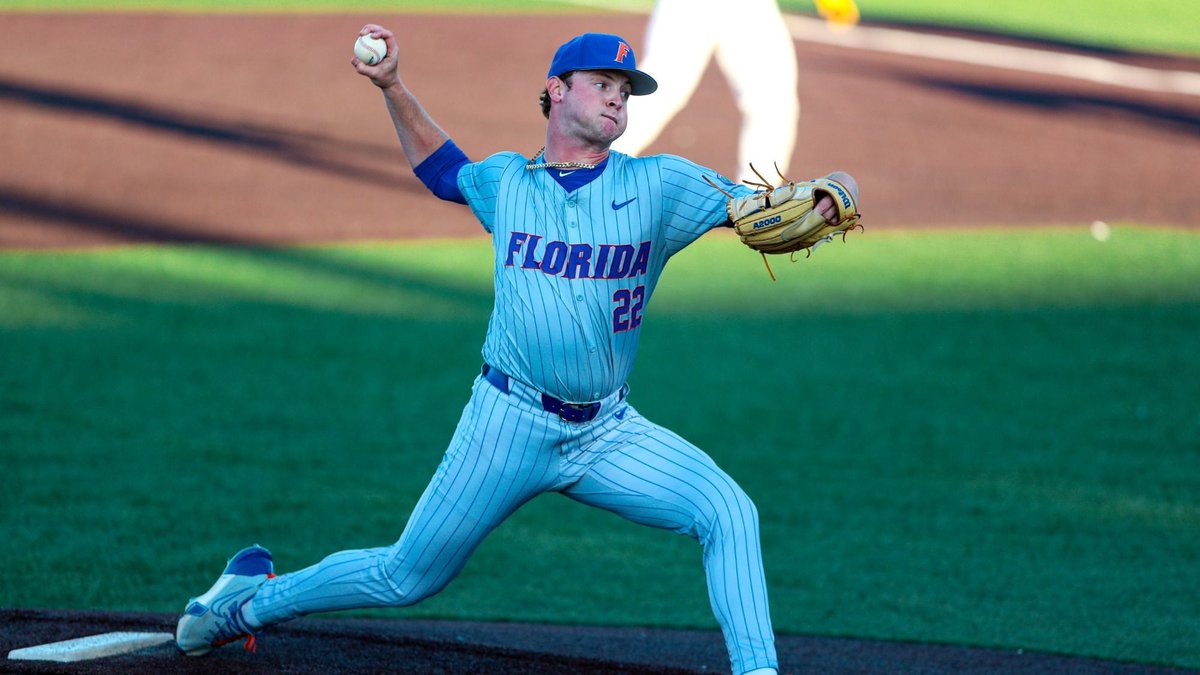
left=626, top=70, right=658, bottom=96
left=566, top=67, right=658, bottom=96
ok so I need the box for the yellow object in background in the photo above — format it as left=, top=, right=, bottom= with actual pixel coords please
left=814, top=0, right=860, bottom=29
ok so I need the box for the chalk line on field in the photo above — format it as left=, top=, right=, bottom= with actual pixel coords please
left=7, top=632, right=174, bottom=662
left=557, top=0, right=1200, bottom=97
left=784, top=15, right=1200, bottom=97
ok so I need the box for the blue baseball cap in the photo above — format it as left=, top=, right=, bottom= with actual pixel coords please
left=547, top=33, right=658, bottom=96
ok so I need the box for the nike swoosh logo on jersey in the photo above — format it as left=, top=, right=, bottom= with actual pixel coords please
left=611, top=197, right=637, bottom=210
left=558, top=170, right=577, bottom=177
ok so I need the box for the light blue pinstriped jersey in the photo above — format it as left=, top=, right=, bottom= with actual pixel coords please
left=458, top=151, right=751, bottom=403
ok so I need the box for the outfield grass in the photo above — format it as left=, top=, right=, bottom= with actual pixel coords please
left=787, top=0, right=1200, bottom=56
left=1, top=0, right=1197, bottom=55
left=1, top=227, right=1198, bottom=668
left=0, top=0, right=580, bottom=11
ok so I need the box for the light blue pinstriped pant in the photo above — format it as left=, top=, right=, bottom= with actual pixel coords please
left=251, top=374, right=776, bottom=674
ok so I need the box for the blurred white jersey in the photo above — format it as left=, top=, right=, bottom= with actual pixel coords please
left=613, top=0, right=800, bottom=183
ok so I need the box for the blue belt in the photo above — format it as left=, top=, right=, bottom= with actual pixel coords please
left=481, top=363, right=604, bottom=423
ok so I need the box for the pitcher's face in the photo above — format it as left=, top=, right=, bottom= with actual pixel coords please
left=555, top=70, right=632, bottom=146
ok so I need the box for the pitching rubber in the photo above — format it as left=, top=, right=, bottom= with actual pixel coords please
left=8, top=632, right=174, bottom=662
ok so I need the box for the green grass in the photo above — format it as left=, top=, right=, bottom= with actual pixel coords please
left=0, top=0, right=586, bottom=12
left=788, top=0, right=1200, bottom=55
left=2, top=227, right=1198, bottom=668
left=2, top=0, right=1198, bottom=55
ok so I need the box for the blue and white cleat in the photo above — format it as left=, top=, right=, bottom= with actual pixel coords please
left=175, top=544, right=274, bottom=656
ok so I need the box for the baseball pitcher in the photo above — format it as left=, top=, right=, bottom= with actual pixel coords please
left=175, top=24, right=861, bottom=675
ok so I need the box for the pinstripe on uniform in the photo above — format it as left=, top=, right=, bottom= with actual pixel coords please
left=250, top=151, right=777, bottom=674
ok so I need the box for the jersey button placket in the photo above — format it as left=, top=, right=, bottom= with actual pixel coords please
left=565, top=198, right=577, bottom=228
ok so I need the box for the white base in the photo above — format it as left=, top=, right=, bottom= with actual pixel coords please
left=8, top=631, right=174, bottom=662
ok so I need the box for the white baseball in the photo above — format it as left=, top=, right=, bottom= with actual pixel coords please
left=354, top=34, right=387, bottom=66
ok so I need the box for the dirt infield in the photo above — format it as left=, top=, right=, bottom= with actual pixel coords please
left=3, top=609, right=1197, bottom=674
left=0, top=12, right=1198, bottom=250
left=2, top=10, right=1200, bottom=675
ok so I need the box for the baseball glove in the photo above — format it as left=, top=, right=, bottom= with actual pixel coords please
left=710, top=166, right=862, bottom=279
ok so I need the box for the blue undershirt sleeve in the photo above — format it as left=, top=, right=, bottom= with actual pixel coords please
left=413, top=139, right=470, bottom=204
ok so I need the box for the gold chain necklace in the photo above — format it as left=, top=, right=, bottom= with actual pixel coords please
left=524, top=147, right=601, bottom=171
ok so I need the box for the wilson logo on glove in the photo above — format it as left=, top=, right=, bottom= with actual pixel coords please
left=828, top=182, right=853, bottom=208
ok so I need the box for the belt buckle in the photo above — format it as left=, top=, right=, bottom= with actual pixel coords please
left=558, top=401, right=600, bottom=423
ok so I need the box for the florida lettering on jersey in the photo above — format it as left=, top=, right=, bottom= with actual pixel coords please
left=504, top=232, right=652, bottom=280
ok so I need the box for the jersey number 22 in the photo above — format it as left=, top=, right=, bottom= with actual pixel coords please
left=612, top=286, right=645, bottom=333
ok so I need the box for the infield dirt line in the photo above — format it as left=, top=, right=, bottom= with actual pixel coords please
left=783, top=14, right=1200, bottom=96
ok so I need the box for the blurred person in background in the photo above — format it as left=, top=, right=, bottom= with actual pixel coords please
left=613, top=0, right=859, bottom=183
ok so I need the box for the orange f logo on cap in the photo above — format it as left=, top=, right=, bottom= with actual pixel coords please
left=614, top=42, right=631, bottom=64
